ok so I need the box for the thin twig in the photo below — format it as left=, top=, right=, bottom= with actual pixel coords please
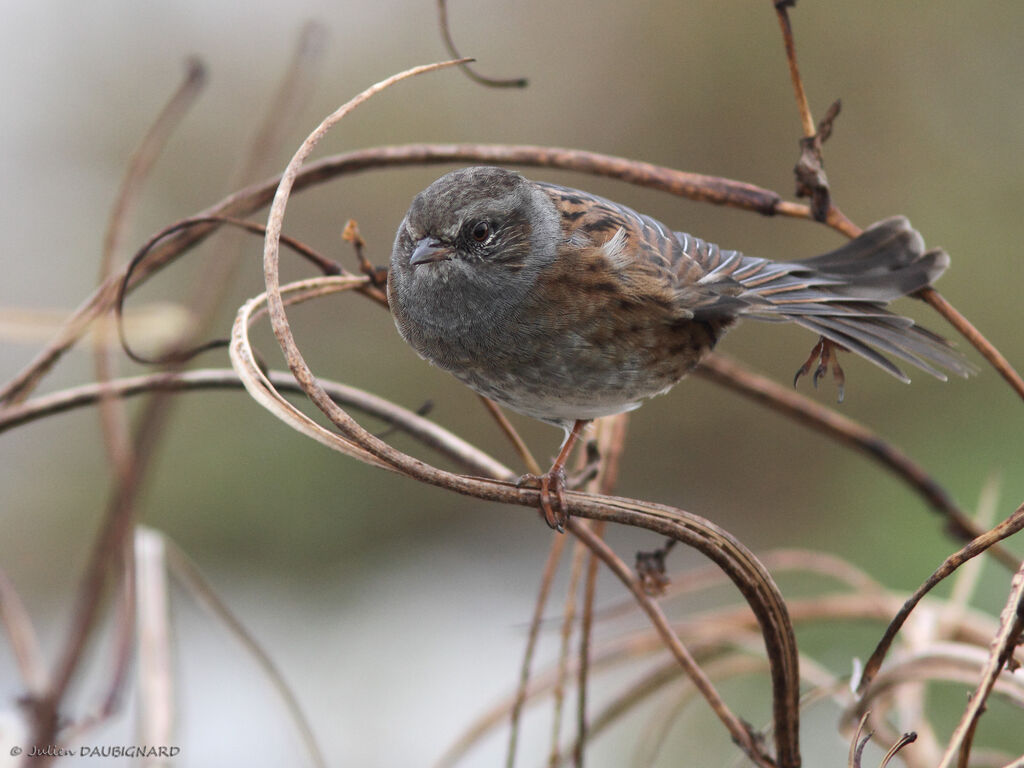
left=164, top=535, right=328, bottom=768
left=0, top=567, right=48, bottom=694
left=574, top=416, right=627, bottom=767
left=507, top=533, right=568, bottom=768
left=549, top=541, right=586, bottom=767
left=565, top=520, right=776, bottom=768
left=881, top=732, right=918, bottom=768
left=696, top=352, right=1020, bottom=571
left=116, top=215, right=345, bottom=366
left=189, top=21, right=328, bottom=334
left=772, top=1, right=815, bottom=138
left=437, top=0, right=528, bottom=88
left=94, top=57, right=207, bottom=476
left=919, top=287, right=1024, bottom=402
left=479, top=395, right=542, bottom=476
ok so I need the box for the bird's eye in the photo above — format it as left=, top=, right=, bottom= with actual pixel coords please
left=471, top=221, right=491, bottom=242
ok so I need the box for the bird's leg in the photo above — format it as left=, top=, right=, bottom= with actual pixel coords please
left=518, top=419, right=589, bottom=533
left=793, top=335, right=847, bottom=402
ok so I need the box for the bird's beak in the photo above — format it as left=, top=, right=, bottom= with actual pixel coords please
left=409, top=237, right=452, bottom=266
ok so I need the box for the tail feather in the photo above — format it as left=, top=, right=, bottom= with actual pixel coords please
left=799, top=216, right=925, bottom=273
left=684, top=216, right=973, bottom=382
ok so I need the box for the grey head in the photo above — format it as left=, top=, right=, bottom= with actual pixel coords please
left=388, top=166, right=560, bottom=370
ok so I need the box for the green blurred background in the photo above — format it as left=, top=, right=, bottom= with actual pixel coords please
left=1, top=1, right=1021, bottom=765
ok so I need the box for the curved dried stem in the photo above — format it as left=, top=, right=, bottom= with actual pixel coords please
left=882, top=733, right=919, bottom=768
left=853, top=643, right=1024, bottom=724
left=248, top=62, right=800, bottom=768
left=437, top=0, right=527, bottom=88
left=564, top=520, right=776, bottom=768
left=857, top=503, right=1024, bottom=694
left=115, top=214, right=347, bottom=366
left=0, top=366, right=514, bottom=480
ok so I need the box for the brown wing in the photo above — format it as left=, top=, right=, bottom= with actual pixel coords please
left=536, top=182, right=970, bottom=382
left=535, top=182, right=744, bottom=322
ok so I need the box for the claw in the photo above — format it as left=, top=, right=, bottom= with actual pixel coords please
left=517, top=469, right=568, bottom=532
left=539, top=468, right=568, bottom=532
left=793, top=337, right=824, bottom=388
left=812, top=359, right=827, bottom=388
left=794, top=336, right=848, bottom=402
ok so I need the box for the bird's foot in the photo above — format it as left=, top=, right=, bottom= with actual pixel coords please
left=793, top=336, right=847, bottom=402
left=517, top=419, right=588, bottom=534
left=517, top=467, right=569, bottom=532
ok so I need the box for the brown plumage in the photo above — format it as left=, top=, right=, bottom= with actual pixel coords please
left=388, top=166, right=971, bottom=529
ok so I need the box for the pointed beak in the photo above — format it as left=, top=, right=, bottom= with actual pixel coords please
left=409, top=237, right=452, bottom=266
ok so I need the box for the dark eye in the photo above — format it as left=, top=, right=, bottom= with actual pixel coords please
left=470, top=221, right=491, bottom=242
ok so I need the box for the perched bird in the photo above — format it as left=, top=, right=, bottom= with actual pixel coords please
left=387, top=166, right=970, bottom=530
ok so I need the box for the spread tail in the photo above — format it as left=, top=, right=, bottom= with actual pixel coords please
left=689, top=217, right=973, bottom=382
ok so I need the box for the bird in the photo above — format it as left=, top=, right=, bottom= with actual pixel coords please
left=387, top=166, right=971, bottom=531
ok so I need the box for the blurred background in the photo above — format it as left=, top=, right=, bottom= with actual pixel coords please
left=1, top=1, right=1022, bottom=766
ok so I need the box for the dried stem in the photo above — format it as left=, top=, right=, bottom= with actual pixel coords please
left=190, top=21, right=327, bottom=335
left=696, top=352, right=1019, bottom=571
left=574, top=416, right=627, bottom=766
left=437, top=0, right=527, bottom=88
left=248, top=61, right=799, bottom=767
left=0, top=567, right=48, bottom=694
left=919, top=287, right=1024, bottom=401
left=939, top=562, right=1024, bottom=768
left=549, top=541, right=587, bottom=767
left=564, top=520, right=776, bottom=768
left=479, top=395, right=542, bottom=476
left=134, top=529, right=174, bottom=752
left=10, top=137, right=1016, bottom=410
left=507, top=533, right=568, bottom=768
left=95, top=57, right=207, bottom=476
left=772, top=0, right=815, bottom=139
left=165, top=535, right=327, bottom=768
left=857, top=502, right=1024, bottom=694
left=0, top=366, right=515, bottom=480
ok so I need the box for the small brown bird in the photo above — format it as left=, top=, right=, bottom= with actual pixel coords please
left=388, top=166, right=970, bottom=530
